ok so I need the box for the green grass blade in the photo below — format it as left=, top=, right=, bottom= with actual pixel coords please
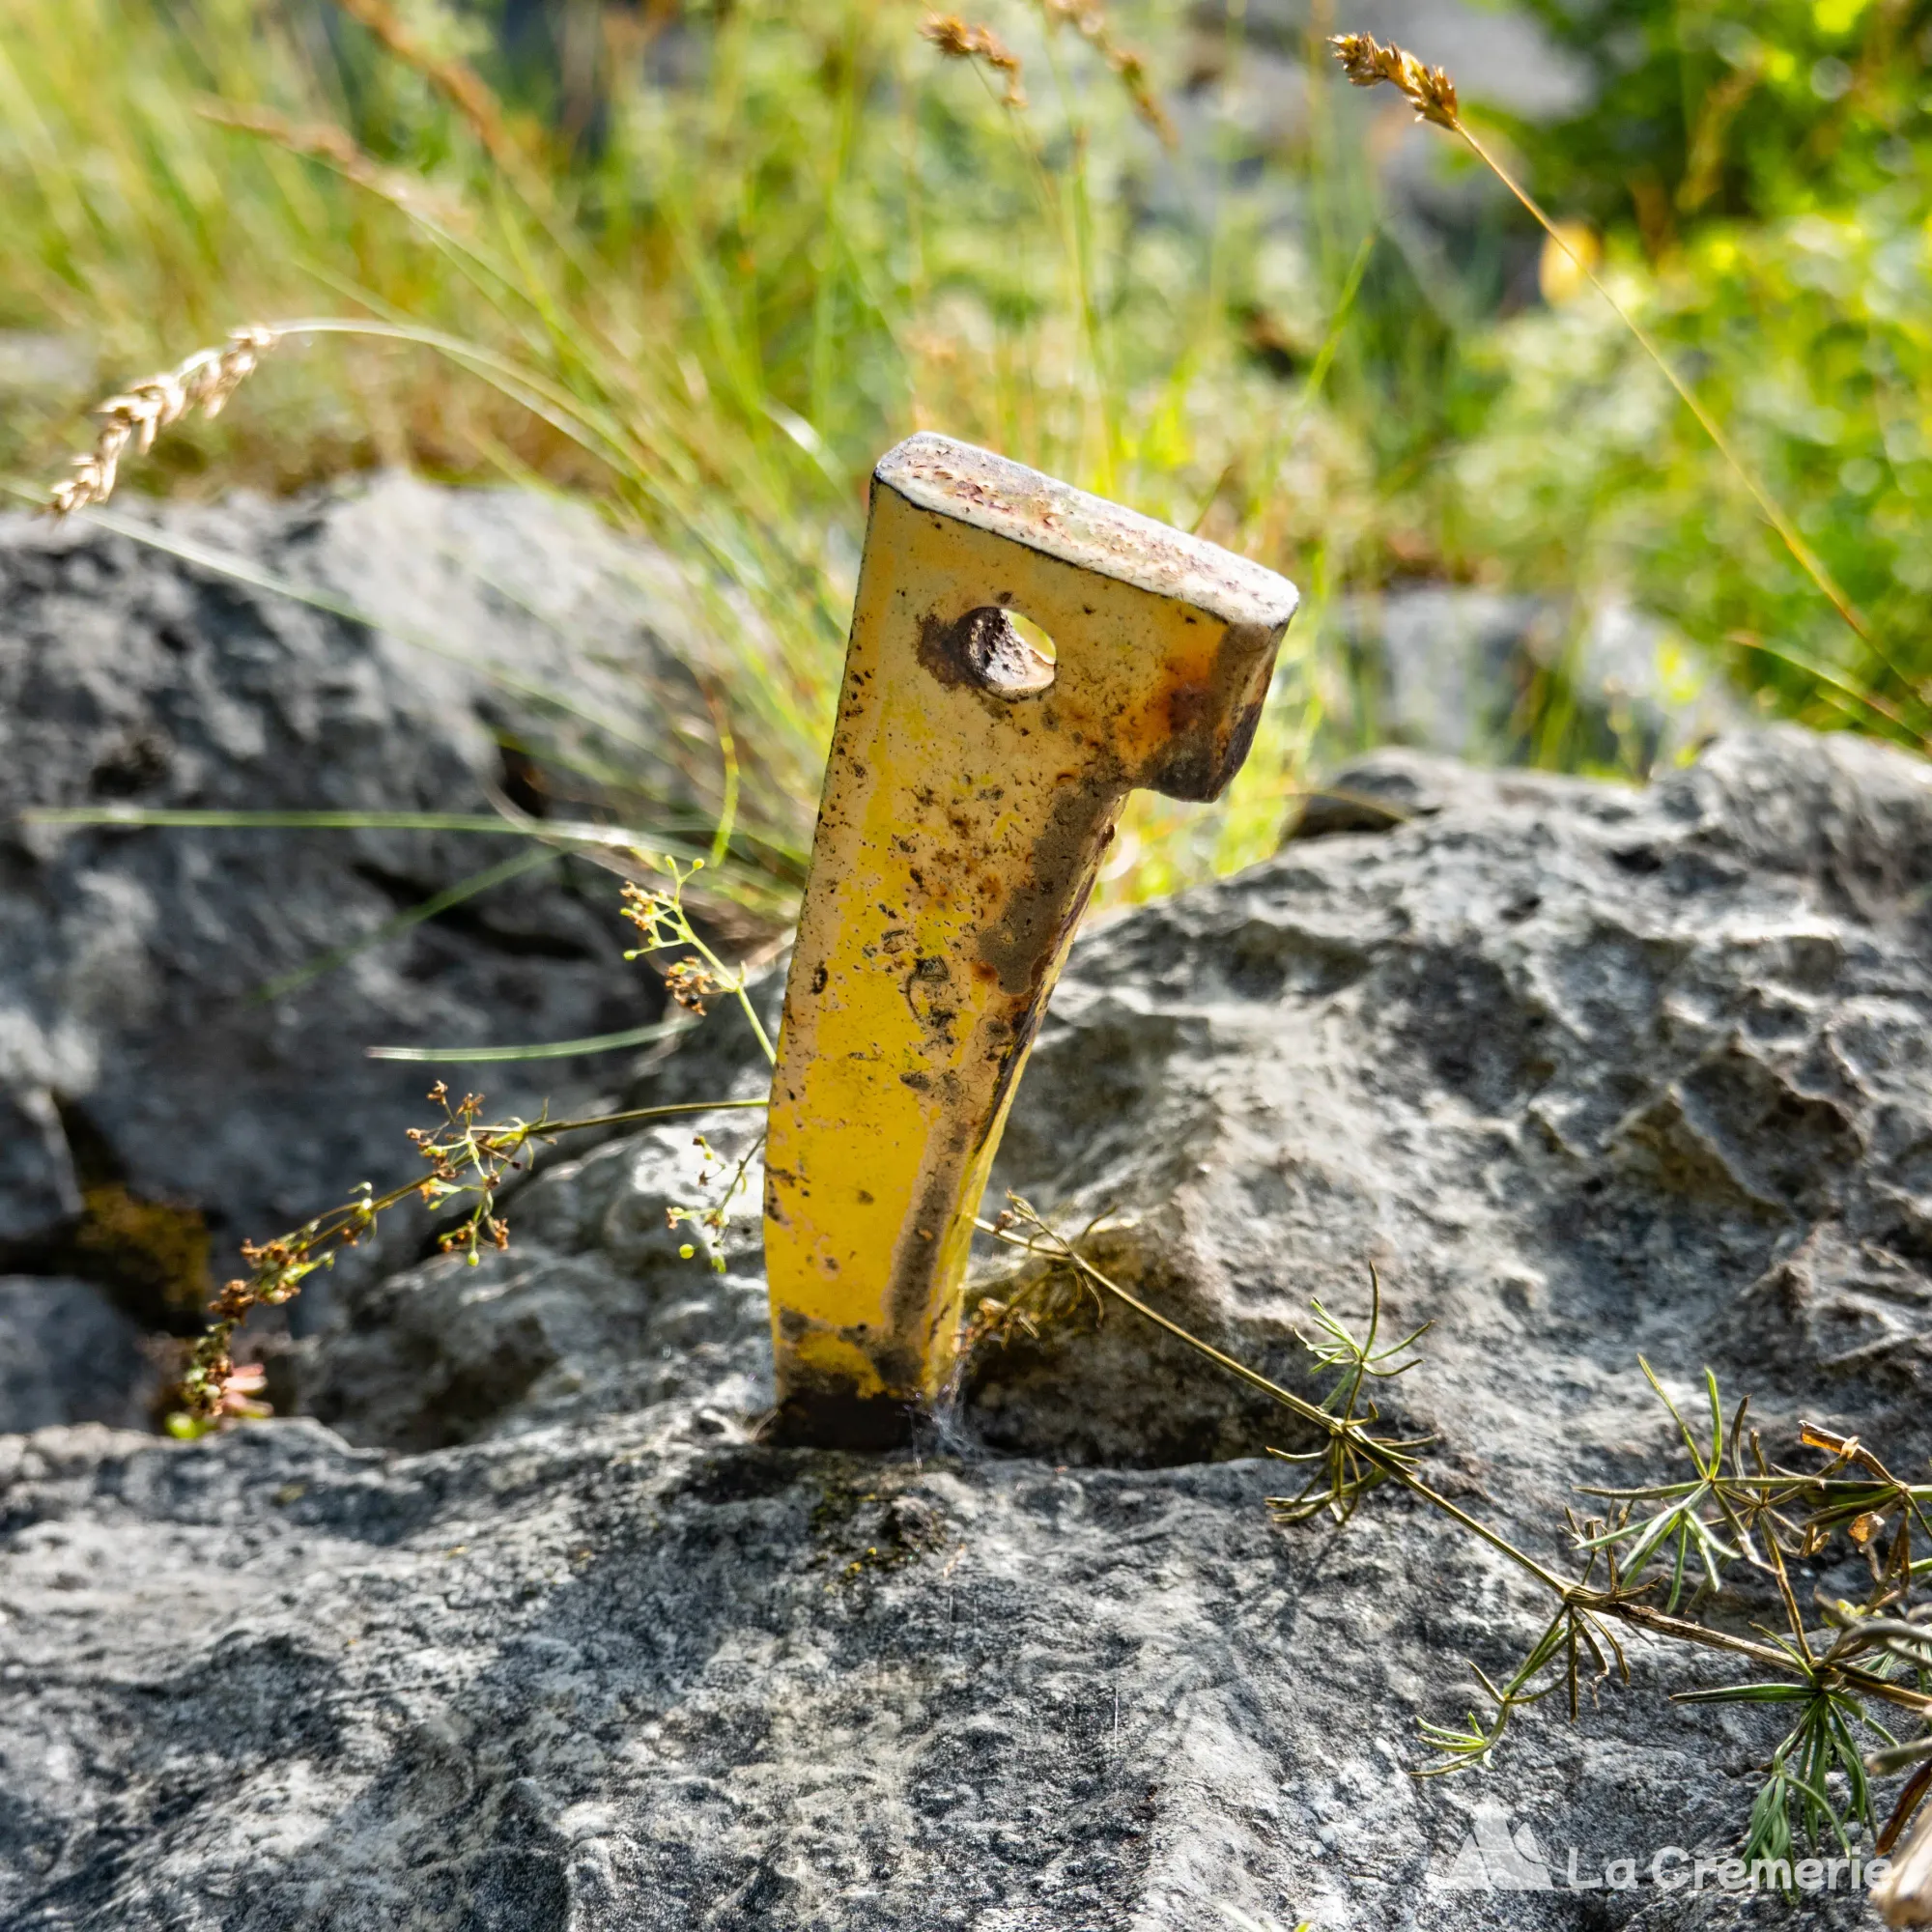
left=366, top=1018, right=688, bottom=1063
left=253, top=845, right=558, bottom=1003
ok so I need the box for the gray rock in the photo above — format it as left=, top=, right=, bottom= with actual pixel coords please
left=302, top=1119, right=777, bottom=1453
left=1286, top=744, right=1605, bottom=838
left=0, top=473, right=725, bottom=1329
left=0, top=1089, right=80, bottom=1242
left=0, top=1277, right=156, bottom=1431
left=1330, top=585, right=1744, bottom=770
left=972, top=725, right=1931, bottom=1476
left=3, top=726, right=1928, bottom=1928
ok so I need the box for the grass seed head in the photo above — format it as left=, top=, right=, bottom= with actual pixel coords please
left=1329, top=31, right=1459, bottom=130
left=1037, top=0, right=1177, bottom=146
left=329, top=0, right=530, bottom=183
left=921, top=14, right=1027, bottom=108
left=47, top=327, right=278, bottom=519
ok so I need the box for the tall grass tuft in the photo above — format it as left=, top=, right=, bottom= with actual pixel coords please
left=10, top=0, right=1928, bottom=908
left=14, top=0, right=1397, bottom=911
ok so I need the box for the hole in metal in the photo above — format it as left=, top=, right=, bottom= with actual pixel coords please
left=954, top=607, right=1056, bottom=696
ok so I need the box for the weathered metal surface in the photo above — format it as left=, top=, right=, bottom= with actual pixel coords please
left=764, top=435, right=1299, bottom=1445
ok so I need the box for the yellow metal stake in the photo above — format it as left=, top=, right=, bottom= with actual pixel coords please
left=764, top=435, right=1299, bottom=1444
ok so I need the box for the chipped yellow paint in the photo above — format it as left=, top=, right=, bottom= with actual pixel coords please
left=764, top=436, right=1299, bottom=1445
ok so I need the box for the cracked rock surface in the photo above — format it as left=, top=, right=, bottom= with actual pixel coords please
left=3, top=725, right=1929, bottom=1928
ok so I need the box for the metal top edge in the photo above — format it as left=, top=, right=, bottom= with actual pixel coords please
left=874, top=433, right=1299, bottom=630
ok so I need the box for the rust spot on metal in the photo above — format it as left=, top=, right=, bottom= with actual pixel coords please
left=974, top=777, right=1119, bottom=999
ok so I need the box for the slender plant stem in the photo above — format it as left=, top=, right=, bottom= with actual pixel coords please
left=1449, top=123, right=1891, bottom=679
left=980, top=1215, right=1576, bottom=1596
left=538, top=1097, right=767, bottom=1137
left=978, top=1208, right=1932, bottom=1724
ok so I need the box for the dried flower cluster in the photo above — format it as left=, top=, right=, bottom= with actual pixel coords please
left=619, top=856, right=775, bottom=1062
left=920, top=14, right=1027, bottom=107
left=47, top=327, right=278, bottom=519
left=173, top=1078, right=768, bottom=1431
left=407, top=1085, right=517, bottom=1259
left=955, top=1201, right=1107, bottom=1370
left=663, top=955, right=725, bottom=1015
left=1328, top=30, right=1460, bottom=130
left=920, top=7, right=1175, bottom=144
left=176, top=1081, right=530, bottom=1428
left=665, top=1130, right=766, bottom=1274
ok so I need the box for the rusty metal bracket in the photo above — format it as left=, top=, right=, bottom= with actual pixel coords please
left=764, top=434, right=1299, bottom=1445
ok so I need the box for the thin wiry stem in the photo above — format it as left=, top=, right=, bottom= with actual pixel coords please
left=621, top=855, right=778, bottom=1066
left=1453, top=121, right=1882, bottom=666
left=975, top=1195, right=1932, bottom=1793
left=980, top=1201, right=1576, bottom=1597
left=176, top=1093, right=765, bottom=1429
left=175, top=851, right=775, bottom=1431
left=328, top=0, right=542, bottom=193
left=1327, top=30, right=1917, bottom=717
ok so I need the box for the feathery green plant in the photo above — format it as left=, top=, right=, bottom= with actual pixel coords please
left=980, top=1197, right=1932, bottom=1887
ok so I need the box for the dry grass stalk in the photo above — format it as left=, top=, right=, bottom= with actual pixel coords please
left=1037, top=1, right=1178, bottom=147
left=1328, top=28, right=1886, bottom=673
left=46, top=327, right=278, bottom=519
left=1878, top=1803, right=1932, bottom=1926
left=921, top=14, right=1028, bottom=108
left=330, top=0, right=533, bottom=185
left=197, top=99, right=466, bottom=224
left=1329, top=29, right=1456, bottom=128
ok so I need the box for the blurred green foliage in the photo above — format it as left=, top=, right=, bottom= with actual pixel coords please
left=1512, top=0, right=1928, bottom=223
left=1456, top=0, right=1932, bottom=748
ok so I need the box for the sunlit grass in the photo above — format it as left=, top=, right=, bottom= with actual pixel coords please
left=5, top=0, right=1925, bottom=925
left=5, top=0, right=1419, bottom=917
